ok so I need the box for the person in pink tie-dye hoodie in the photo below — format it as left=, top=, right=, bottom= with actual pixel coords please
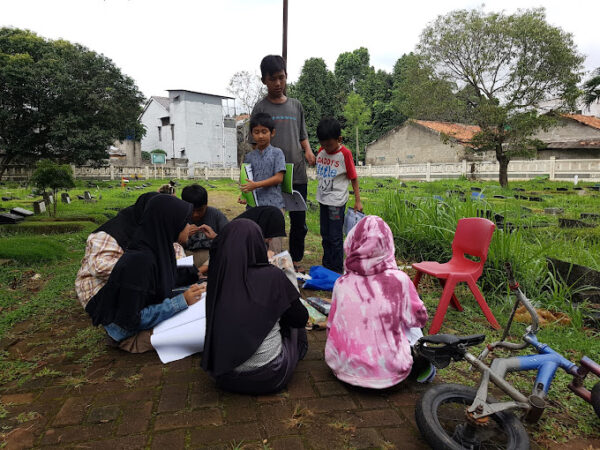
left=325, top=215, right=429, bottom=388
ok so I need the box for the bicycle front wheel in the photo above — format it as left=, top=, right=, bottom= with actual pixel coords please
left=415, top=383, right=529, bottom=450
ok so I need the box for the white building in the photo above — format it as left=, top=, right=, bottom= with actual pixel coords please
left=140, top=90, right=237, bottom=167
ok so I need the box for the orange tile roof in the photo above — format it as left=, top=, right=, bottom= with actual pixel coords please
left=562, top=114, right=600, bottom=130
left=413, top=120, right=481, bottom=144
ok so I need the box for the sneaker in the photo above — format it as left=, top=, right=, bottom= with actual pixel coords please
left=416, top=362, right=437, bottom=383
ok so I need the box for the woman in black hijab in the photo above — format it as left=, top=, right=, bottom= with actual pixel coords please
left=234, top=206, right=286, bottom=241
left=201, top=219, right=308, bottom=394
left=86, top=195, right=205, bottom=353
left=94, top=192, right=160, bottom=249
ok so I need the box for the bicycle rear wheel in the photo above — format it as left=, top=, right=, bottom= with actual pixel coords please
left=591, top=382, right=600, bottom=419
left=415, top=383, right=529, bottom=450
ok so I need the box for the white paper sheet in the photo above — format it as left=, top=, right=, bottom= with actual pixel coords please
left=151, top=294, right=206, bottom=364
left=176, top=255, right=194, bottom=268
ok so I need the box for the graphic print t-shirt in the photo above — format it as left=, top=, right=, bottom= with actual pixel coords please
left=316, top=145, right=357, bottom=207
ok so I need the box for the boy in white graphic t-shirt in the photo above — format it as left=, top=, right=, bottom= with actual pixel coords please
left=316, top=118, right=362, bottom=273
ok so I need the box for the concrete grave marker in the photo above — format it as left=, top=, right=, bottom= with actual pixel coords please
left=0, top=213, right=24, bottom=224
left=10, top=207, right=34, bottom=217
left=61, top=193, right=71, bottom=204
left=43, top=193, right=54, bottom=204
left=33, top=200, right=46, bottom=214
left=83, top=191, right=92, bottom=200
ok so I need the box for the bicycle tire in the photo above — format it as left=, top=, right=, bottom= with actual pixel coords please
left=592, top=382, right=600, bottom=419
left=415, top=383, right=529, bottom=450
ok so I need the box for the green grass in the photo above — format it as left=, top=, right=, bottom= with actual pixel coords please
left=0, top=176, right=599, bottom=444
left=0, top=236, right=68, bottom=263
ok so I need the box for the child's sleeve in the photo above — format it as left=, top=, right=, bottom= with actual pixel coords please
left=403, top=277, right=428, bottom=329
left=342, top=147, right=358, bottom=180
left=273, top=148, right=286, bottom=174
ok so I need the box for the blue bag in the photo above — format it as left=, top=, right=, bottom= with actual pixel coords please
left=302, top=265, right=341, bottom=291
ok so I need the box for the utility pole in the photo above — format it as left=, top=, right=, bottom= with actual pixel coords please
left=282, top=0, right=288, bottom=62
left=355, top=126, right=359, bottom=165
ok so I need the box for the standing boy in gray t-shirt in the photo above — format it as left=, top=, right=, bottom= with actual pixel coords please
left=251, top=55, right=316, bottom=271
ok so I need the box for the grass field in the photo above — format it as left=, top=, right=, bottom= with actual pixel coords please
left=0, top=176, right=599, bottom=444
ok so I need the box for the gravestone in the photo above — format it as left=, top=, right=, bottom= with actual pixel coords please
left=43, top=193, right=54, bottom=204
left=547, top=257, right=600, bottom=303
left=544, top=208, right=564, bottom=215
left=33, top=200, right=46, bottom=214
left=493, top=195, right=507, bottom=199
left=0, top=213, right=24, bottom=224
left=83, top=191, right=92, bottom=200
left=513, top=188, right=525, bottom=192
left=470, top=187, right=481, bottom=192
left=77, top=195, right=85, bottom=200
left=1, top=197, right=10, bottom=201
left=556, top=187, right=568, bottom=192
left=10, top=207, right=34, bottom=217
left=559, top=218, right=596, bottom=229
left=528, top=196, right=543, bottom=202
left=581, top=213, right=600, bottom=220
left=61, top=193, right=71, bottom=204
left=400, top=182, right=407, bottom=188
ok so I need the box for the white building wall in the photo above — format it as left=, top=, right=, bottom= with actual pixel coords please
left=140, top=100, right=170, bottom=154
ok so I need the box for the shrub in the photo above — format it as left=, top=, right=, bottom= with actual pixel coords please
left=0, top=236, right=68, bottom=263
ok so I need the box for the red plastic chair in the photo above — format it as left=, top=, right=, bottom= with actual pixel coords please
left=413, top=217, right=500, bottom=334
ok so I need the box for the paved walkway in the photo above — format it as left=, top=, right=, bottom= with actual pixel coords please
left=1, top=309, right=430, bottom=449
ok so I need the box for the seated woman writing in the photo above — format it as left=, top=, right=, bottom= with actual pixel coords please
left=201, top=219, right=308, bottom=395
left=84, top=195, right=204, bottom=353
left=325, top=215, right=430, bottom=388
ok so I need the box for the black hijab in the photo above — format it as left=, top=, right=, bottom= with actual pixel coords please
left=86, top=195, right=192, bottom=330
left=93, top=192, right=160, bottom=249
left=234, top=206, right=286, bottom=239
left=201, top=219, right=299, bottom=376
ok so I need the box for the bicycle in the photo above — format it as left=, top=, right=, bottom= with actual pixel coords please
left=413, top=262, right=600, bottom=450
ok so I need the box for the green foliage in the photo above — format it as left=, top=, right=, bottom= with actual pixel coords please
left=342, top=93, right=371, bottom=163
left=150, top=148, right=167, bottom=155
left=582, top=67, right=600, bottom=108
left=0, top=27, right=146, bottom=177
left=291, top=58, right=339, bottom=150
left=392, top=53, right=469, bottom=123
left=0, top=236, right=68, bottom=263
left=416, top=8, right=584, bottom=186
left=29, top=159, right=75, bottom=216
left=141, top=150, right=151, bottom=161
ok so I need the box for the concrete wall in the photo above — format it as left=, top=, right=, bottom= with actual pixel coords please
left=365, top=123, right=470, bottom=165
left=537, top=149, right=600, bottom=160
left=533, top=118, right=600, bottom=143
left=111, top=140, right=142, bottom=166
left=140, top=100, right=169, bottom=154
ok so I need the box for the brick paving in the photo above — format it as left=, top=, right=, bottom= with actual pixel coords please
left=1, top=321, right=431, bottom=449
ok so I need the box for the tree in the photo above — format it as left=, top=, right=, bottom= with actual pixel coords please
left=227, top=71, right=266, bottom=114
left=417, top=8, right=583, bottom=186
left=335, top=47, right=371, bottom=98
left=392, top=53, right=470, bottom=123
left=0, top=28, right=146, bottom=180
left=29, top=160, right=75, bottom=216
left=343, top=93, right=371, bottom=164
left=288, top=58, right=338, bottom=149
left=583, top=67, right=600, bottom=108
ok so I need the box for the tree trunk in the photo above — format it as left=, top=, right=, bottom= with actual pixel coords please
left=498, top=155, right=509, bottom=188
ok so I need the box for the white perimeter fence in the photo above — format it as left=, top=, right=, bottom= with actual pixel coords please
left=3, top=157, right=599, bottom=182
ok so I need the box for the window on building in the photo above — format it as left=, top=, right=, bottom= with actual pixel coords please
left=158, top=126, right=162, bottom=141
left=161, top=117, right=170, bottom=126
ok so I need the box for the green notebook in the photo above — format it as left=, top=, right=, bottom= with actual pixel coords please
left=282, top=163, right=294, bottom=194
left=239, top=163, right=258, bottom=207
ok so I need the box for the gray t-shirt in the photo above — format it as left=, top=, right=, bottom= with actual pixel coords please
left=251, top=97, right=308, bottom=184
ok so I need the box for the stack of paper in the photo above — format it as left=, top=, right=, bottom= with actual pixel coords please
left=151, top=294, right=206, bottom=364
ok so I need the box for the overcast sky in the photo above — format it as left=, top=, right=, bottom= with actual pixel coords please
left=3, top=0, right=599, bottom=100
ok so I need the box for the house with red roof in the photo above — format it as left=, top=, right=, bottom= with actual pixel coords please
left=365, top=115, right=600, bottom=166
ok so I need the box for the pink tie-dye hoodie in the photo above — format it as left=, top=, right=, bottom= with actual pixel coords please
left=324, top=215, right=428, bottom=388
